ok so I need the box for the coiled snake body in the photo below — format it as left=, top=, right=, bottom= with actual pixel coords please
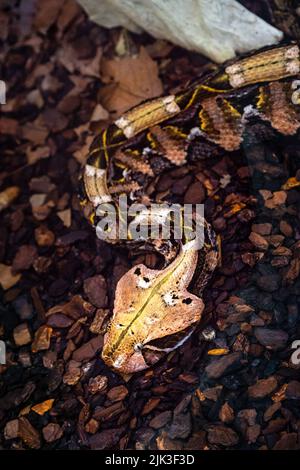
left=79, top=43, right=300, bottom=374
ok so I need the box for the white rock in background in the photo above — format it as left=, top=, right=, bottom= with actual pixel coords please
left=77, top=0, right=283, bottom=63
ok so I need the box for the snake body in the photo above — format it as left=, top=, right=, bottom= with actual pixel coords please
left=79, top=43, right=300, bottom=373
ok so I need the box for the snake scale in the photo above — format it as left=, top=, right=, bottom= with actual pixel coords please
left=79, top=43, right=300, bottom=374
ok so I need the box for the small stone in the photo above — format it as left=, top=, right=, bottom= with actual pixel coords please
left=207, top=425, right=239, bottom=447
left=203, top=385, right=223, bottom=401
left=237, top=409, right=257, bottom=426
left=85, top=418, right=99, bottom=434
left=33, top=256, right=53, bottom=274
left=168, top=412, right=192, bottom=440
left=248, top=376, right=278, bottom=399
left=29, top=175, right=55, bottom=193
left=18, top=351, right=32, bottom=367
left=13, top=296, right=33, bottom=320
left=264, top=402, right=281, bottom=422
left=47, top=314, right=73, bottom=328
left=271, top=256, right=290, bottom=267
left=205, top=352, right=243, bottom=379
left=30, top=194, right=53, bottom=221
left=264, top=191, right=287, bottom=209
left=13, top=323, right=31, bottom=346
left=42, top=423, right=63, bottom=443
left=268, top=234, right=284, bottom=247
left=149, top=411, right=172, bottom=429
left=254, top=327, right=288, bottom=350
left=89, top=309, right=109, bottom=334
left=279, top=220, right=293, bottom=237
left=107, top=385, right=128, bottom=402
left=43, top=350, right=57, bottom=369
left=63, top=360, right=82, bottom=385
left=42, top=108, right=68, bottom=132
left=12, top=245, right=37, bottom=272
left=4, top=419, right=19, bottom=439
left=58, top=94, right=81, bottom=113
left=93, top=402, right=125, bottom=422
left=0, top=263, right=21, bottom=290
left=219, top=402, right=234, bottom=423
left=34, top=225, right=55, bottom=246
left=242, top=252, right=264, bottom=267
left=184, top=181, right=205, bottom=203
left=284, top=258, right=300, bottom=284
left=272, top=246, right=292, bottom=256
left=31, top=325, right=52, bottom=352
left=213, top=217, right=226, bottom=231
left=136, top=428, right=156, bottom=450
left=246, top=424, right=260, bottom=444
left=285, top=380, right=300, bottom=400
left=172, top=175, right=192, bottom=195
left=249, top=232, right=269, bottom=251
left=141, top=398, right=161, bottom=416
left=89, top=427, right=125, bottom=450
left=88, top=375, right=108, bottom=395
left=201, top=326, right=216, bottom=341
left=156, top=430, right=182, bottom=450
left=18, top=417, right=41, bottom=449
left=273, top=433, right=299, bottom=450
left=91, top=103, right=109, bottom=121
left=256, top=274, right=280, bottom=292
left=83, top=275, right=108, bottom=308
left=252, top=223, right=272, bottom=236
left=263, top=417, right=287, bottom=435
left=72, top=336, right=103, bottom=362
left=57, top=209, right=71, bottom=227
left=184, top=431, right=206, bottom=450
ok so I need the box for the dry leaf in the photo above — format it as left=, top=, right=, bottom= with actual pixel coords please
left=31, top=399, right=55, bottom=415
left=99, top=46, right=163, bottom=118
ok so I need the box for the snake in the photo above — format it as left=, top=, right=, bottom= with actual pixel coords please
left=79, top=43, right=300, bottom=374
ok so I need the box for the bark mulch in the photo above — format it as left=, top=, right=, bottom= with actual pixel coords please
left=0, top=0, right=300, bottom=450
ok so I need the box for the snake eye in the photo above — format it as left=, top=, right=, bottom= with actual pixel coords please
left=134, top=343, right=143, bottom=351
